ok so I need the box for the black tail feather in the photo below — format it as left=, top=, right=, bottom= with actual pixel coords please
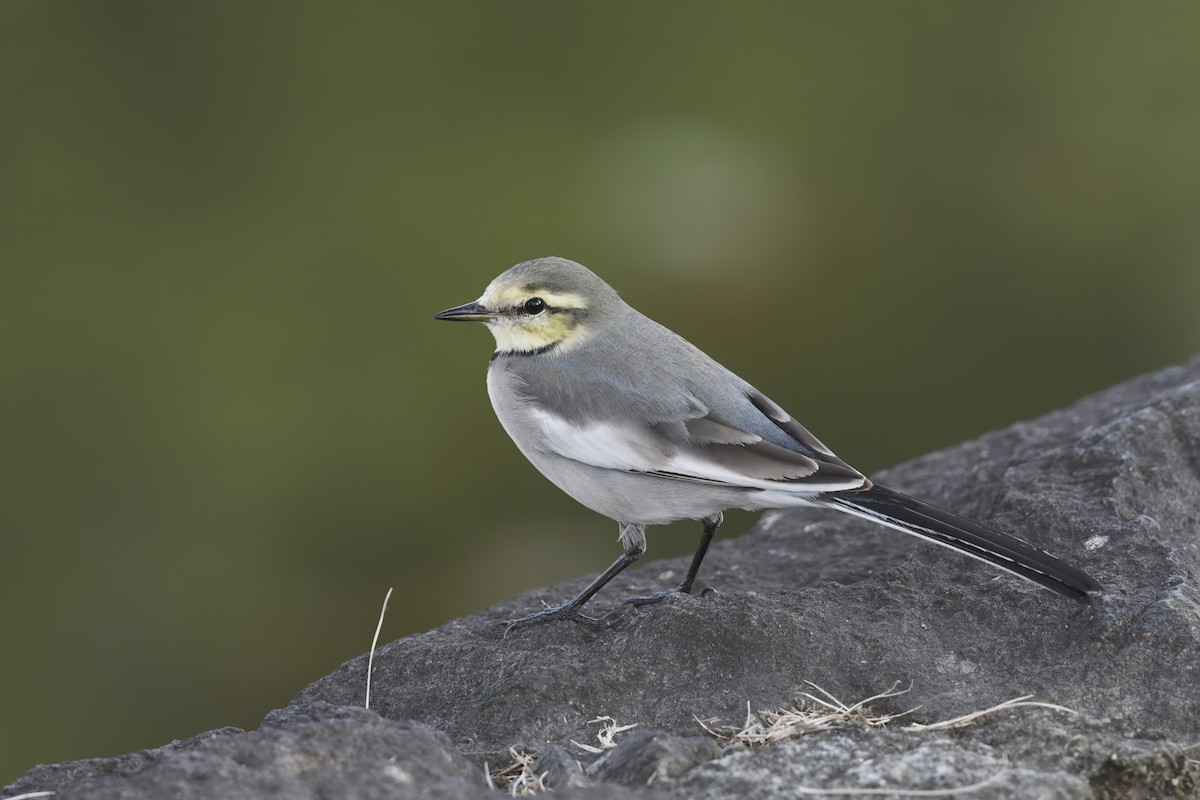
left=826, top=484, right=1101, bottom=603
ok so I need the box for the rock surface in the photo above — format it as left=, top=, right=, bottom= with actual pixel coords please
left=7, top=357, right=1200, bottom=799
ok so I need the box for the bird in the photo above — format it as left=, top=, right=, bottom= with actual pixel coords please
left=434, top=257, right=1101, bottom=630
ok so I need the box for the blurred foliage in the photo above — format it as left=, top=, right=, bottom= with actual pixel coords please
left=3, top=0, right=1200, bottom=784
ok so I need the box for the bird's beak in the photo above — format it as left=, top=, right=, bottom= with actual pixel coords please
left=434, top=301, right=496, bottom=322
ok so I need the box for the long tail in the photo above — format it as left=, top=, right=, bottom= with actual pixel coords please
left=824, top=484, right=1101, bottom=603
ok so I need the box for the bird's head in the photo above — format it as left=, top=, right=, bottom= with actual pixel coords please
left=434, top=257, right=621, bottom=354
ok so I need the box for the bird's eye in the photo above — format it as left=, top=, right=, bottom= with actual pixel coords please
left=524, top=297, right=547, bottom=314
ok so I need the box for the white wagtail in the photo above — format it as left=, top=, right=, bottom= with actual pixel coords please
left=435, top=257, right=1100, bottom=630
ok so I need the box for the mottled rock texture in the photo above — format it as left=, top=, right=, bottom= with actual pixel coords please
left=8, top=358, right=1200, bottom=799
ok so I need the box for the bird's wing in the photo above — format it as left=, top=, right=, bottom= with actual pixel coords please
left=529, top=396, right=867, bottom=493
left=742, top=388, right=860, bottom=473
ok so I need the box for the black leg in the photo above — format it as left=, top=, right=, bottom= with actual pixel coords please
left=625, top=512, right=723, bottom=607
left=503, top=523, right=646, bottom=634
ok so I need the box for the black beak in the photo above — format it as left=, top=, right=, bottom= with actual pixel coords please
left=434, top=301, right=495, bottom=322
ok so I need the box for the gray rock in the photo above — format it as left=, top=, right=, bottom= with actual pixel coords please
left=7, top=357, right=1200, bottom=799
left=673, top=727, right=1093, bottom=800
left=533, top=745, right=593, bottom=790
left=5, top=705, right=494, bottom=800
left=590, top=730, right=723, bottom=787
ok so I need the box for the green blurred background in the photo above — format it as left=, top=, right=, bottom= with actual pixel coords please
left=3, top=0, right=1200, bottom=783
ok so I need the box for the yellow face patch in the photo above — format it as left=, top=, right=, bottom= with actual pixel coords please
left=477, top=282, right=591, bottom=353
left=478, top=283, right=588, bottom=311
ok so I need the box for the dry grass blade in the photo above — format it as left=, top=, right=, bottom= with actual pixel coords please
left=901, top=696, right=1076, bottom=732
left=485, top=748, right=548, bottom=796
left=364, top=586, right=394, bottom=711
left=570, top=715, right=639, bottom=754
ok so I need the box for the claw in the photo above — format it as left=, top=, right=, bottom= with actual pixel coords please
left=501, top=603, right=614, bottom=636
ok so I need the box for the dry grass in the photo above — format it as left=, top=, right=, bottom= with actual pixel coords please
left=696, top=682, right=915, bottom=745
left=483, top=717, right=639, bottom=794
left=570, top=715, right=640, bottom=754
left=478, top=687, right=1076, bottom=796
left=364, top=586, right=394, bottom=711
left=697, top=682, right=1076, bottom=747
left=900, top=695, right=1076, bottom=733
left=690, top=684, right=1077, bottom=797
left=485, top=747, right=549, bottom=796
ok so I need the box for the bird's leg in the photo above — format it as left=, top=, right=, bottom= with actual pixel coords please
left=502, top=523, right=646, bottom=634
left=625, top=512, right=723, bottom=607
left=677, top=512, right=722, bottom=593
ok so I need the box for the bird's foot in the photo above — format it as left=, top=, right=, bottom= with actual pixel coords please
left=500, top=602, right=613, bottom=636
left=624, top=584, right=692, bottom=608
